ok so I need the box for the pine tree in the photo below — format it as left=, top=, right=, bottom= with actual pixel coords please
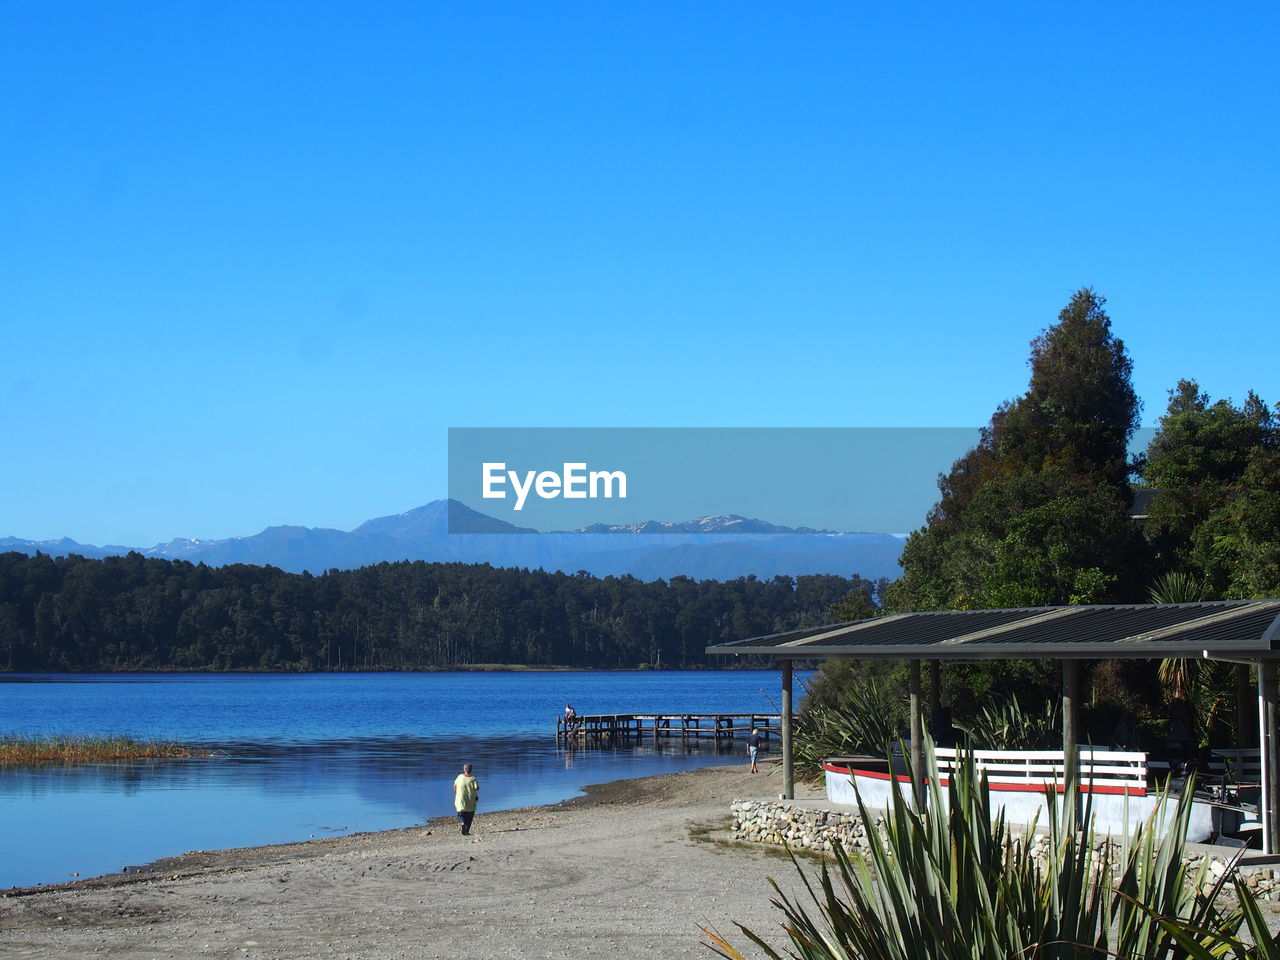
left=888, top=288, right=1146, bottom=611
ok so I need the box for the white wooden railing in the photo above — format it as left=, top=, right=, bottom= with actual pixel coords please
left=932, top=747, right=1148, bottom=795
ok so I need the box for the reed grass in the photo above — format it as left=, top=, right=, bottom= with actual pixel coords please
left=0, top=734, right=195, bottom=765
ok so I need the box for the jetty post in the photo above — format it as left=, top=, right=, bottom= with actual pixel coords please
left=557, top=712, right=779, bottom=744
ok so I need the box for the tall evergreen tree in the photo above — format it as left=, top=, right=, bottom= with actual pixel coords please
left=997, top=288, right=1139, bottom=486
left=888, top=288, right=1146, bottom=611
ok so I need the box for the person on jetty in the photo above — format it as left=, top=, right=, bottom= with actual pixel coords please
left=453, top=763, right=479, bottom=836
left=747, top=727, right=764, bottom=774
left=563, top=703, right=577, bottom=732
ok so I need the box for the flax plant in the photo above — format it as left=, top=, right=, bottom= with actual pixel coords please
left=792, top=683, right=904, bottom=780
left=706, top=740, right=1250, bottom=960
left=1153, top=884, right=1280, bottom=959
left=954, top=696, right=1060, bottom=751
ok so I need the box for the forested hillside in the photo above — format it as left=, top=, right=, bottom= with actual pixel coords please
left=0, top=551, right=875, bottom=671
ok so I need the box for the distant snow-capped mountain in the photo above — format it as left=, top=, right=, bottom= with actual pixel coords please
left=1, top=500, right=905, bottom=582
left=570, top=514, right=838, bottom=535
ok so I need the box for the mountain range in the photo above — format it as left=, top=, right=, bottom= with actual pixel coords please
left=0, top=500, right=906, bottom=582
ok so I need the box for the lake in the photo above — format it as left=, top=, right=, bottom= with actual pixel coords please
left=0, top=670, right=804, bottom=889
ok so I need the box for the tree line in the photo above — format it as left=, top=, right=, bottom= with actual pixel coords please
left=0, top=551, right=876, bottom=671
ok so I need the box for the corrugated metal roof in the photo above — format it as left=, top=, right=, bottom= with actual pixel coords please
left=707, top=600, right=1280, bottom=660
left=728, top=623, right=857, bottom=647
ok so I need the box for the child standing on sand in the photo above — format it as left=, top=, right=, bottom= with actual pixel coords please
left=453, top=763, right=479, bottom=835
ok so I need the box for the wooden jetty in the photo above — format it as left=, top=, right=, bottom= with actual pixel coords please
left=556, top=713, right=780, bottom=743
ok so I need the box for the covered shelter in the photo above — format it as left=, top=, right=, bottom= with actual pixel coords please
left=707, top=599, right=1280, bottom=850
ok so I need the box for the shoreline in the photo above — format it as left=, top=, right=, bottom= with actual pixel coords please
left=4, top=761, right=790, bottom=899
left=2, top=752, right=772, bottom=894
left=0, top=762, right=818, bottom=959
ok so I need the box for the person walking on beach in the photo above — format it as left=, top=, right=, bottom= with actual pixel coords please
left=453, top=763, right=479, bottom=836
left=747, top=728, right=764, bottom=774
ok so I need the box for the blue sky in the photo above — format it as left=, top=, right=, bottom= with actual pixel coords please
left=2, top=3, right=1277, bottom=545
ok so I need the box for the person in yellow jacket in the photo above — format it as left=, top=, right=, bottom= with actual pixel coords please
left=453, top=763, right=479, bottom=835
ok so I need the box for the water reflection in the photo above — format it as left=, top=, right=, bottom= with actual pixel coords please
left=0, top=734, right=742, bottom=889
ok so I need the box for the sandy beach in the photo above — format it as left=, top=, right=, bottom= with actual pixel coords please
left=0, top=762, right=819, bottom=959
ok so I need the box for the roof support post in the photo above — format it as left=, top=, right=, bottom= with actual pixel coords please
left=1063, top=660, right=1081, bottom=812
left=781, top=660, right=794, bottom=801
left=1239, top=664, right=1258, bottom=749
left=1259, top=660, right=1278, bottom=853
left=910, top=659, right=923, bottom=805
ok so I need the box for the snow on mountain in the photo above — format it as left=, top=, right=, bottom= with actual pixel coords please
left=1, top=500, right=904, bottom=582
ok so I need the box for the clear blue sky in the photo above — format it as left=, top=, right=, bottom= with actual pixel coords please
left=3, top=3, right=1277, bottom=545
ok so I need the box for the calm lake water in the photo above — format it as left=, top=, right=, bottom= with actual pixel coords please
left=0, top=670, right=804, bottom=889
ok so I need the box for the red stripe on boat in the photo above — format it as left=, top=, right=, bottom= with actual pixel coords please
left=820, top=762, right=1147, bottom=797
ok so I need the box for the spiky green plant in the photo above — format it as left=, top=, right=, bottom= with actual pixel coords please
left=792, top=681, right=904, bottom=779
left=705, top=740, right=1246, bottom=960
left=1153, top=570, right=1215, bottom=705
left=954, top=694, right=1061, bottom=751
left=1149, top=572, right=1242, bottom=747
left=1150, top=571, right=1215, bottom=606
left=1154, top=882, right=1280, bottom=959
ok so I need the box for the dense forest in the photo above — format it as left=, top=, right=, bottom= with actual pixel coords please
left=0, top=551, right=876, bottom=671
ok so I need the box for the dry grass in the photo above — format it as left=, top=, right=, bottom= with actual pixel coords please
left=0, top=734, right=196, bottom=765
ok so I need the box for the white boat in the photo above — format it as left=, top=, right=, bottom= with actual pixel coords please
left=821, top=747, right=1242, bottom=843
